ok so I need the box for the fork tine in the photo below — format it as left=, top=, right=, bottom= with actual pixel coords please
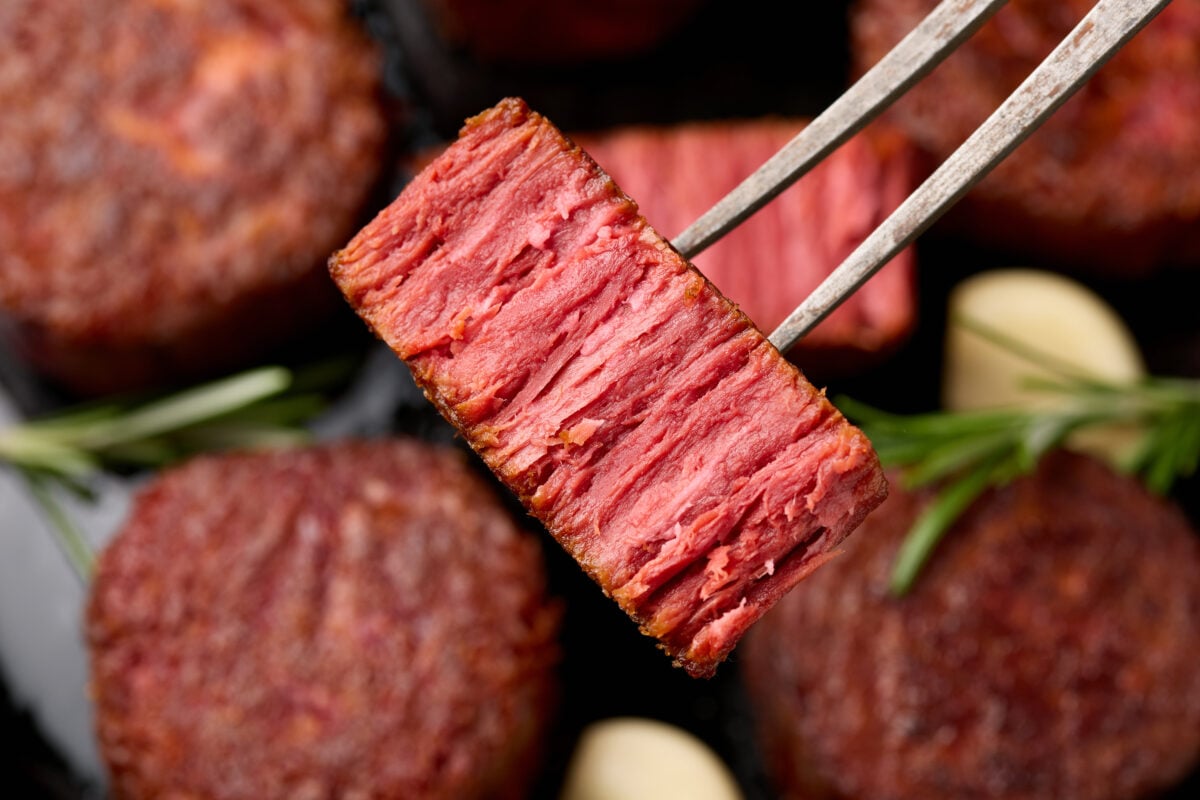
left=670, top=0, right=1009, bottom=260
left=769, top=0, right=1172, bottom=354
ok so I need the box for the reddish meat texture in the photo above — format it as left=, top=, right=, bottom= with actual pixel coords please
left=0, top=0, right=388, bottom=394
left=744, top=452, right=1200, bottom=800
left=576, top=119, right=917, bottom=376
left=852, top=0, right=1200, bottom=274
left=88, top=440, right=561, bottom=800
left=330, top=98, right=887, bottom=678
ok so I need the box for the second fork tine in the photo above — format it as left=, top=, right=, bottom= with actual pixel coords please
left=670, top=0, right=1009, bottom=260
left=769, top=0, right=1172, bottom=354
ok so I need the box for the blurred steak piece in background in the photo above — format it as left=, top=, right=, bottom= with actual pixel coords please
left=0, top=0, right=391, bottom=395
left=851, top=0, right=1200, bottom=275
left=416, top=0, right=707, bottom=64
left=577, top=119, right=918, bottom=377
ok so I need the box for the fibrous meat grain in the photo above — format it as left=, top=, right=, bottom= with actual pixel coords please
left=330, top=98, right=886, bottom=677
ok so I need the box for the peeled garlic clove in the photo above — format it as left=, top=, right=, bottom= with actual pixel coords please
left=560, top=717, right=743, bottom=800
left=942, top=268, right=1146, bottom=463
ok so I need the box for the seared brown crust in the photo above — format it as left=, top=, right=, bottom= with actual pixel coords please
left=330, top=97, right=887, bottom=678
left=851, top=0, right=1200, bottom=274
left=87, top=440, right=561, bottom=800
left=743, top=451, right=1200, bottom=800
left=0, top=0, right=388, bottom=393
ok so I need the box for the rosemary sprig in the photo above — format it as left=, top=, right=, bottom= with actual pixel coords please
left=838, top=317, right=1200, bottom=596
left=0, top=366, right=330, bottom=581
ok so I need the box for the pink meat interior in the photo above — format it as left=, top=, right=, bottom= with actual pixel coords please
left=331, top=98, right=886, bottom=677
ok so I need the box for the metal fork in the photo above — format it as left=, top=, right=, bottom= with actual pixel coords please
left=669, top=0, right=1172, bottom=353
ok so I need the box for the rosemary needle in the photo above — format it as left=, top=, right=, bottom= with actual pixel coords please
left=0, top=365, right=330, bottom=581
left=838, top=319, right=1200, bottom=596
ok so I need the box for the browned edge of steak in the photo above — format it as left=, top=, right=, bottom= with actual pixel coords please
left=329, top=97, right=887, bottom=678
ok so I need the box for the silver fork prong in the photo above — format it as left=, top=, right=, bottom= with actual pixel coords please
left=769, top=0, right=1171, bottom=354
left=670, top=0, right=1009, bottom=260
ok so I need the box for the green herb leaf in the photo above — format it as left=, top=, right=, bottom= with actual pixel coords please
left=0, top=364, right=338, bottom=578
left=23, top=473, right=95, bottom=583
left=839, top=317, right=1200, bottom=597
left=889, top=452, right=1003, bottom=595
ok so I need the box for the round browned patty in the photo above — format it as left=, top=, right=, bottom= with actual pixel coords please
left=0, top=0, right=389, bottom=394
left=742, top=450, right=1200, bottom=800
left=87, top=439, right=561, bottom=800
left=850, top=0, right=1200, bottom=273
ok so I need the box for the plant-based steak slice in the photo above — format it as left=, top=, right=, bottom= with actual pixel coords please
left=330, top=97, right=887, bottom=677
left=575, top=119, right=917, bottom=376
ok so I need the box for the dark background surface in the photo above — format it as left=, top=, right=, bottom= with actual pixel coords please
left=4, top=0, right=1200, bottom=797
